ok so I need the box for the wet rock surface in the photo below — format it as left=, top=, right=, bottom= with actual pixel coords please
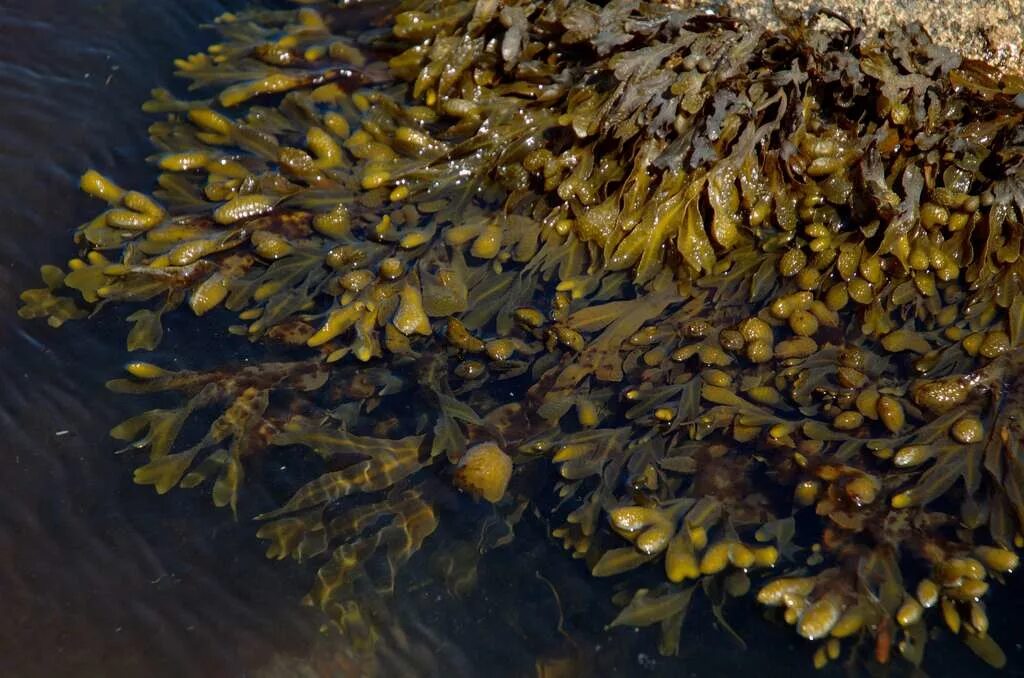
left=674, top=0, right=1024, bottom=73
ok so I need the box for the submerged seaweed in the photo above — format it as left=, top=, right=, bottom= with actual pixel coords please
left=19, top=0, right=1024, bottom=670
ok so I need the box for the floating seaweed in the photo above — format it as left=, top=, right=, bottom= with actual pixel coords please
left=19, top=0, right=1024, bottom=670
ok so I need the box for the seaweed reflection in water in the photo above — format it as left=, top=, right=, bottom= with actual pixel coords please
left=18, top=0, right=1024, bottom=671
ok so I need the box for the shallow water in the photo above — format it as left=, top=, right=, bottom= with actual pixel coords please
left=0, top=3, right=328, bottom=677
left=3, top=2, right=1024, bottom=677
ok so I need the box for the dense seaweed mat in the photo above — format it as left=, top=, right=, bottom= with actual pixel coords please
left=19, top=0, right=1024, bottom=670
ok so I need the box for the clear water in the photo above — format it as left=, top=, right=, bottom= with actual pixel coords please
left=2, top=2, right=1023, bottom=676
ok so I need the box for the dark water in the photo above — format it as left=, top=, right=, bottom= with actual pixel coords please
left=2, top=2, right=1024, bottom=677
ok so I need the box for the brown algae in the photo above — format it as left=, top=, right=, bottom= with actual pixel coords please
left=18, top=0, right=1024, bottom=670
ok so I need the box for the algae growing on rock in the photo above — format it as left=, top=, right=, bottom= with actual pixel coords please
left=18, top=0, right=1024, bottom=670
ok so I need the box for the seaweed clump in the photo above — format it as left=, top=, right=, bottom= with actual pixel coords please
left=19, top=0, right=1024, bottom=670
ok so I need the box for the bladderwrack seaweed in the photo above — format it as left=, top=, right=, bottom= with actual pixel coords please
left=20, top=0, right=1024, bottom=669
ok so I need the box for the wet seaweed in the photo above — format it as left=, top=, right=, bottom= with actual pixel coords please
left=19, top=0, right=1024, bottom=670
